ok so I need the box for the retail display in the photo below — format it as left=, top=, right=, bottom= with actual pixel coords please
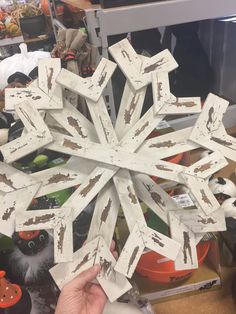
left=0, top=38, right=236, bottom=302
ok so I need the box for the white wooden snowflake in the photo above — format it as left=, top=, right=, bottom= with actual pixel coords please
left=1, top=38, right=235, bottom=302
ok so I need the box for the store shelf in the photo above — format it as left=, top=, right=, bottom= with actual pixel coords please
left=90, top=0, right=236, bottom=36
left=0, top=36, right=24, bottom=47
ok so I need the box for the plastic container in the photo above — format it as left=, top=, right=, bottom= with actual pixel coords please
left=136, top=241, right=210, bottom=284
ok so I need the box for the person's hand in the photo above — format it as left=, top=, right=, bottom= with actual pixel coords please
left=55, top=240, right=118, bottom=314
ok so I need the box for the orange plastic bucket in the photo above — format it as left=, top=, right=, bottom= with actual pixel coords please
left=136, top=241, right=210, bottom=284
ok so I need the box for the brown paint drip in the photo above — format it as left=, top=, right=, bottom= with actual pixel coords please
left=134, top=121, right=149, bottom=137
left=99, top=198, right=112, bottom=229
left=200, top=189, right=213, bottom=206
left=67, top=117, right=87, bottom=138
left=149, top=140, right=176, bottom=148
left=142, top=58, right=166, bottom=74
left=57, top=224, right=66, bottom=254
left=63, top=138, right=82, bottom=150
left=10, top=142, right=28, bottom=154
left=98, top=70, right=107, bottom=87
left=197, top=215, right=216, bottom=225
left=211, top=136, right=234, bottom=148
left=152, top=234, right=164, bottom=247
left=73, top=253, right=90, bottom=273
left=128, top=246, right=139, bottom=274
left=46, top=67, right=54, bottom=92
left=100, top=257, right=113, bottom=277
left=0, top=174, right=16, bottom=190
left=171, top=99, right=196, bottom=107
left=206, top=107, right=216, bottom=131
left=194, top=162, right=214, bottom=173
left=2, top=205, right=15, bottom=221
left=124, top=94, right=140, bottom=124
left=157, top=82, right=163, bottom=101
left=23, top=213, right=55, bottom=226
left=155, top=164, right=173, bottom=172
left=48, top=173, right=74, bottom=184
left=80, top=174, right=102, bottom=197
left=183, top=231, right=193, bottom=264
left=32, top=96, right=41, bottom=100
left=121, top=49, right=132, bottom=62
left=143, top=184, right=165, bottom=208
left=127, top=186, right=138, bottom=204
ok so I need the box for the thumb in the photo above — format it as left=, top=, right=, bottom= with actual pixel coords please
left=68, top=265, right=101, bottom=291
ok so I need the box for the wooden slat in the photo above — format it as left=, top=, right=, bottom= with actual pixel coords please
left=38, top=58, right=63, bottom=108
left=169, top=211, right=198, bottom=270
left=49, top=236, right=132, bottom=302
left=16, top=207, right=74, bottom=263
left=56, top=58, right=116, bottom=102
left=5, top=87, right=62, bottom=111
left=0, top=183, right=41, bottom=237
left=31, top=157, right=95, bottom=198
left=158, top=96, right=201, bottom=115
left=48, top=100, right=98, bottom=141
left=138, top=127, right=199, bottom=159
left=184, top=151, right=228, bottom=179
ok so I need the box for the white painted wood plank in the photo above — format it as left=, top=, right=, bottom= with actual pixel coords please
left=108, top=38, right=143, bottom=90
left=53, top=208, right=73, bottom=263
left=86, top=97, right=118, bottom=145
left=1, top=131, right=53, bottom=164
left=152, top=71, right=171, bottom=115
left=49, top=100, right=98, bottom=141
left=49, top=236, right=132, bottom=302
left=5, top=87, right=62, bottom=111
left=184, top=151, right=228, bottom=179
left=15, top=101, right=51, bottom=134
left=50, top=237, right=98, bottom=289
left=120, top=106, right=165, bottom=152
left=87, top=184, right=120, bottom=246
left=158, top=96, right=201, bottom=115
left=38, top=58, right=63, bottom=107
left=115, top=83, right=146, bottom=140
left=115, top=224, right=145, bottom=278
left=180, top=174, right=220, bottom=215
left=63, top=165, right=118, bottom=220
left=132, top=172, right=181, bottom=224
left=173, top=208, right=226, bottom=233
left=47, top=132, right=185, bottom=182
left=190, top=93, right=229, bottom=140
left=138, top=127, right=199, bottom=159
left=113, top=169, right=146, bottom=231
left=115, top=223, right=181, bottom=278
left=56, top=58, right=116, bottom=102
left=16, top=208, right=58, bottom=231
left=163, top=97, right=201, bottom=114
left=0, top=161, right=38, bottom=193
left=140, top=224, right=181, bottom=260
left=31, top=157, right=95, bottom=198
left=95, top=236, right=132, bottom=303
left=0, top=183, right=41, bottom=237
left=109, top=39, right=178, bottom=91
left=169, top=211, right=198, bottom=270
left=16, top=207, right=74, bottom=263
left=200, top=126, right=236, bottom=162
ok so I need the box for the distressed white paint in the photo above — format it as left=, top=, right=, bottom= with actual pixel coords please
left=38, top=58, right=63, bottom=108
left=169, top=211, right=198, bottom=270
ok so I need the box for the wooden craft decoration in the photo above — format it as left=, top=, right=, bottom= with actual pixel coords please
left=5, top=58, right=63, bottom=112
left=0, top=39, right=234, bottom=302
left=15, top=207, right=73, bottom=263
